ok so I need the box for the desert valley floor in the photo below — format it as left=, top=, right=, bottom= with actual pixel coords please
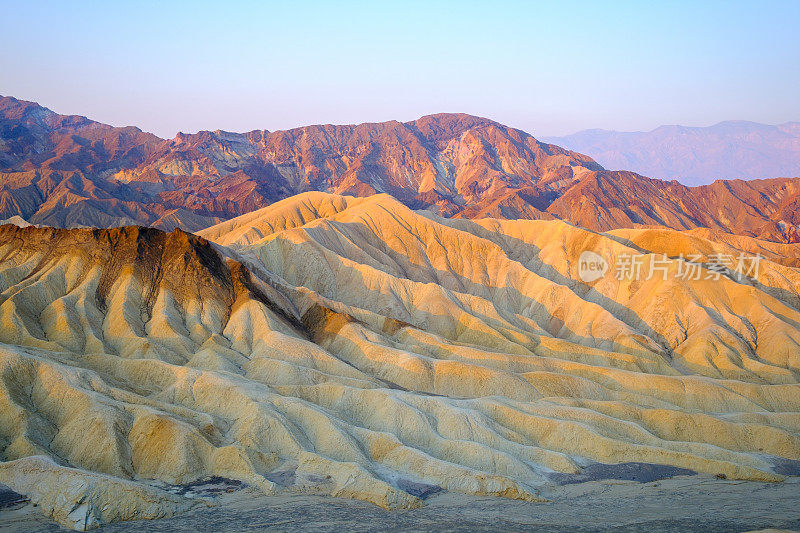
left=4, top=475, right=800, bottom=532
left=0, top=192, right=799, bottom=530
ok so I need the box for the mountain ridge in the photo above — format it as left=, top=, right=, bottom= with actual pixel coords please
left=1, top=95, right=800, bottom=243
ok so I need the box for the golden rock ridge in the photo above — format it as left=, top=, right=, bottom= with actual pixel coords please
left=0, top=191, right=798, bottom=528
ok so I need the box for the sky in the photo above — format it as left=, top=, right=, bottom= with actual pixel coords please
left=1, top=0, right=798, bottom=138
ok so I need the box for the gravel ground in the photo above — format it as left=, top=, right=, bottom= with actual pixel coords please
left=1, top=474, right=798, bottom=532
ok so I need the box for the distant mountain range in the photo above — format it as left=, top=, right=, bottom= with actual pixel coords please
left=544, top=121, right=800, bottom=186
left=1, top=95, right=799, bottom=242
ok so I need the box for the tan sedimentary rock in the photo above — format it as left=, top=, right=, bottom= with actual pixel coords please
left=0, top=456, right=200, bottom=530
left=1, top=192, right=799, bottom=527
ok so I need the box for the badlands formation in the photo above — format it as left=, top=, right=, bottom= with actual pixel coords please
left=0, top=191, right=799, bottom=528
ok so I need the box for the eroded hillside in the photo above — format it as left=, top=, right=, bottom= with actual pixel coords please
left=1, top=192, right=799, bottom=529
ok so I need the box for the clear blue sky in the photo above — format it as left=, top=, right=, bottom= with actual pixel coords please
left=1, top=0, right=798, bottom=138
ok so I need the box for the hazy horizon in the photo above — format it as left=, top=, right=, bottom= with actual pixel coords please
left=1, top=0, right=798, bottom=138
left=5, top=90, right=800, bottom=141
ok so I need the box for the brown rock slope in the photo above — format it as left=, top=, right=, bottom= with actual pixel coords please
left=2, top=95, right=799, bottom=241
left=0, top=95, right=599, bottom=232
left=1, top=192, right=799, bottom=528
